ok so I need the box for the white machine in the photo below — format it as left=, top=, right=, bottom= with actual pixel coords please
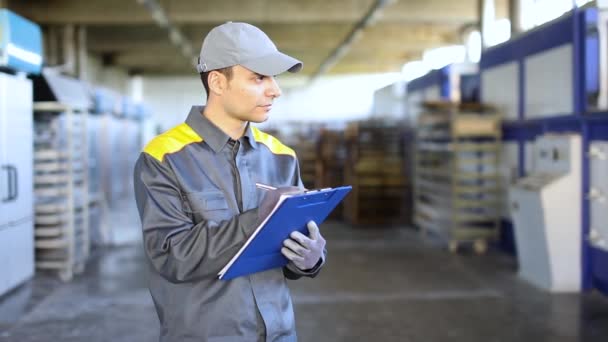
left=509, top=133, right=582, bottom=292
left=0, top=10, right=42, bottom=297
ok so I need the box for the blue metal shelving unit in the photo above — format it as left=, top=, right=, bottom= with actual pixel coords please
left=480, top=6, right=608, bottom=293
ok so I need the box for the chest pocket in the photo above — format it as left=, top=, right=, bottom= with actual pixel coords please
left=184, top=190, right=231, bottom=224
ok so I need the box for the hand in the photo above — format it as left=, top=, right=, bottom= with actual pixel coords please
left=258, top=186, right=302, bottom=222
left=281, top=221, right=326, bottom=271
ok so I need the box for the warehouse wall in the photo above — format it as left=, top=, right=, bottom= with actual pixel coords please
left=86, top=54, right=130, bottom=94
left=142, top=76, right=205, bottom=131
left=371, top=80, right=407, bottom=119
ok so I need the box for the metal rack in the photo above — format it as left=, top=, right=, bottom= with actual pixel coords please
left=87, top=114, right=111, bottom=246
left=33, top=102, right=89, bottom=281
left=414, top=102, right=502, bottom=254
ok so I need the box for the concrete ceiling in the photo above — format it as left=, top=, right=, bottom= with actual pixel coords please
left=7, top=0, right=509, bottom=76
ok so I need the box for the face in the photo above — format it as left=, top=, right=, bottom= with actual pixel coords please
left=220, top=65, right=282, bottom=123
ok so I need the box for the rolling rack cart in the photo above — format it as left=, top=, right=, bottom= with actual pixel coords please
left=414, top=102, right=502, bottom=254
left=32, top=71, right=90, bottom=281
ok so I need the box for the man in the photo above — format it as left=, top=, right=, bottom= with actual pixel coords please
left=133, top=22, right=327, bottom=341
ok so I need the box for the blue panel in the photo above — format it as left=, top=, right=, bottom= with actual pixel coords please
left=574, top=7, right=586, bottom=115
left=582, top=122, right=592, bottom=290
left=407, top=69, right=444, bottom=93
left=542, top=115, right=582, bottom=133
left=479, top=41, right=518, bottom=70
left=518, top=140, right=526, bottom=177
left=480, top=12, right=575, bottom=70
left=586, top=35, right=599, bottom=94
left=480, top=8, right=597, bottom=70
left=460, top=74, right=480, bottom=103
left=440, top=66, right=451, bottom=99
left=518, top=60, right=524, bottom=120
left=499, top=219, right=517, bottom=256
left=584, top=7, right=598, bottom=24
left=501, top=121, right=543, bottom=141
left=591, top=247, right=608, bottom=296
left=586, top=113, right=608, bottom=140
left=0, top=9, right=43, bottom=74
left=502, top=123, right=523, bottom=141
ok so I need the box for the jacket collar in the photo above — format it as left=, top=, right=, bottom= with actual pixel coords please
left=185, top=105, right=258, bottom=153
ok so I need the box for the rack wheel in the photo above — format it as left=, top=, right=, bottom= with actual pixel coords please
left=448, top=241, right=459, bottom=253
left=59, top=268, right=73, bottom=282
left=473, top=240, right=488, bottom=255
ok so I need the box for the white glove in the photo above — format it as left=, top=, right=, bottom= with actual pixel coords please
left=281, top=221, right=326, bottom=271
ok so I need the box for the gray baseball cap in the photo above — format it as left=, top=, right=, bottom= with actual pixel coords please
left=196, top=22, right=303, bottom=76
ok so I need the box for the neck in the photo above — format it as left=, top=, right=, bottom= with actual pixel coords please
left=202, top=102, right=248, bottom=140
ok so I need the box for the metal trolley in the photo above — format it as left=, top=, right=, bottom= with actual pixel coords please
left=33, top=102, right=89, bottom=281
left=414, top=102, right=502, bottom=254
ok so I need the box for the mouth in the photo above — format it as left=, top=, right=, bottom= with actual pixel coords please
left=260, top=104, right=273, bottom=110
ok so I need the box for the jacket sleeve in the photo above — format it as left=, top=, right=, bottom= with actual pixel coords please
left=134, top=152, right=259, bottom=283
left=282, top=154, right=327, bottom=280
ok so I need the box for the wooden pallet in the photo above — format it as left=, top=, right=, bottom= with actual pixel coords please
left=343, top=121, right=412, bottom=226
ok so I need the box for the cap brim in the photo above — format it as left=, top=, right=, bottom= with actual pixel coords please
left=241, top=51, right=303, bottom=76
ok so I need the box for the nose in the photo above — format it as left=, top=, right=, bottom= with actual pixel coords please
left=265, top=76, right=282, bottom=99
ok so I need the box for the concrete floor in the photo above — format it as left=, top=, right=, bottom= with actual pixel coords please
left=1, top=198, right=608, bottom=342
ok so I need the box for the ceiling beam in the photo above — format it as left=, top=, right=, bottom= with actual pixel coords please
left=309, top=0, right=394, bottom=82
left=6, top=0, right=488, bottom=76
left=10, top=0, right=478, bottom=25
left=136, top=0, right=196, bottom=66
left=87, top=22, right=453, bottom=53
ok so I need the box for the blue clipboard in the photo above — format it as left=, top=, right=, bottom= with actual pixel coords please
left=218, top=185, right=352, bottom=280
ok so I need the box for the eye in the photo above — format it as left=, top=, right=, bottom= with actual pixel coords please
left=255, top=74, right=265, bottom=82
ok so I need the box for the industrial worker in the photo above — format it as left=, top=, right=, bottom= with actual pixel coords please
left=133, top=22, right=327, bottom=341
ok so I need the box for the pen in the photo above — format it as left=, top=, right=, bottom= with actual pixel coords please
left=255, top=182, right=277, bottom=191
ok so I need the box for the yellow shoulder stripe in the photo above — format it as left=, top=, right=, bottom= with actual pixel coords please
left=143, top=123, right=203, bottom=162
left=251, top=127, right=296, bottom=158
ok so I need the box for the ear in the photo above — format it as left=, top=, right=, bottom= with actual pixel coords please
left=208, top=71, right=228, bottom=96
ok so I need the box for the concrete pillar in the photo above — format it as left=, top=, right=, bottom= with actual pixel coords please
left=62, top=24, right=76, bottom=75
left=509, top=0, right=524, bottom=35
left=479, top=0, right=496, bottom=48
left=45, top=26, right=59, bottom=66
left=130, top=75, right=143, bottom=103
left=77, top=25, right=88, bottom=81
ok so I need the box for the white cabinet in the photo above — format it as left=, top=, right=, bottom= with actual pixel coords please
left=509, top=134, right=582, bottom=292
left=0, top=73, right=34, bottom=297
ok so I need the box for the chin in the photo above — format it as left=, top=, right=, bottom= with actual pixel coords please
left=248, top=112, right=269, bottom=123
left=249, top=116, right=269, bottom=124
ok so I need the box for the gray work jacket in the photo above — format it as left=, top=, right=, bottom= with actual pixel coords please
left=133, top=106, right=324, bottom=342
